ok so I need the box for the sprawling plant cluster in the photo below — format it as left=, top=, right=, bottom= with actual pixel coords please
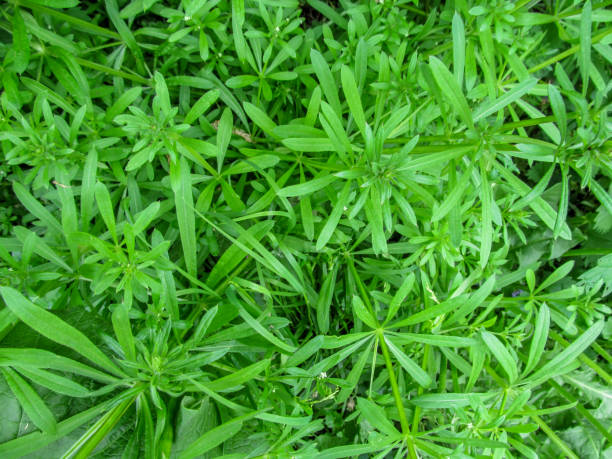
left=0, top=0, right=611, bottom=457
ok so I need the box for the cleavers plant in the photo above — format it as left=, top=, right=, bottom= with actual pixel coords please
left=0, top=0, right=611, bottom=458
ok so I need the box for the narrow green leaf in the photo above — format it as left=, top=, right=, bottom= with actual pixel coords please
left=94, top=182, right=117, bottom=244
left=479, top=161, right=492, bottom=269
left=111, top=304, right=135, bottom=361
left=357, top=397, right=400, bottom=436
left=0, top=287, right=123, bottom=377
left=452, top=11, right=465, bottom=88
left=278, top=174, right=337, bottom=197
left=429, top=56, right=474, bottom=129
left=365, top=184, right=387, bottom=255
left=2, top=367, right=57, bottom=434
left=340, top=65, right=366, bottom=138
left=352, top=296, right=377, bottom=329
left=536, top=261, right=574, bottom=293
left=316, top=180, right=351, bottom=251
left=317, top=265, right=337, bottom=334
left=473, top=78, right=538, bottom=122
left=411, top=393, right=492, bottom=409
left=185, top=89, right=219, bottom=125
left=13, top=182, right=63, bottom=235
left=390, top=296, right=466, bottom=329
left=14, top=366, right=90, bottom=397
left=80, top=149, right=97, bottom=231
left=481, top=330, right=518, bottom=383
left=386, top=273, right=415, bottom=324
left=310, top=49, right=342, bottom=117
left=12, top=8, right=30, bottom=74
left=580, top=1, right=592, bottom=94
left=172, top=158, right=197, bottom=276
left=432, top=163, right=473, bottom=222
left=524, top=303, right=550, bottom=376
left=385, top=336, right=432, bottom=387
left=547, top=84, right=566, bottom=143
left=244, top=101, right=277, bottom=135
left=217, top=108, right=233, bottom=173
left=206, top=359, right=270, bottom=391
left=528, top=321, right=604, bottom=383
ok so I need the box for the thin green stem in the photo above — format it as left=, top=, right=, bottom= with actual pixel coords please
left=529, top=409, right=579, bottom=459
left=548, top=379, right=612, bottom=445
left=377, top=331, right=417, bottom=459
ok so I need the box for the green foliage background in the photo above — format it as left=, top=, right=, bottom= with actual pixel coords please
left=0, top=0, right=611, bottom=457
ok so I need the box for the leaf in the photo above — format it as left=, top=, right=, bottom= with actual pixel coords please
left=205, top=359, right=270, bottom=392
left=27, top=0, right=79, bottom=7
left=452, top=11, right=465, bottom=89
left=244, top=101, right=277, bottom=135
left=217, top=108, right=233, bottom=173
left=479, top=161, right=492, bottom=269
left=281, top=137, right=335, bottom=152
left=80, top=149, right=98, bottom=231
left=365, top=184, right=387, bottom=255
left=0, top=348, right=116, bottom=383
left=547, top=84, right=566, bottom=143
left=315, top=180, right=351, bottom=251
left=357, top=397, right=400, bottom=436
left=429, top=56, right=474, bottom=130
left=14, top=366, right=90, bottom=397
left=536, top=261, right=574, bottom=293
left=528, top=321, right=604, bottom=383
left=1, top=367, right=56, bottom=434
left=230, top=290, right=296, bottom=353
left=154, top=71, right=171, bottom=116
left=14, top=227, right=72, bottom=272
left=494, top=160, right=572, bottom=240
left=352, top=296, right=377, bottom=329
left=553, top=164, right=570, bottom=239
left=12, top=8, right=30, bottom=74
left=13, top=182, right=63, bottom=235
left=316, top=265, right=337, bottom=334
left=340, top=65, right=366, bottom=138
left=171, top=158, right=197, bottom=276
left=481, top=330, right=518, bottom=383
left=432, top=162, right=473, bottom=222
left=285, top=336, right=325, bottom=368
left=524, top=303, right=550, bottom=376
left=206, top=221, right=272, bottom=288
left=94, top=182, right=117, bottom=244
left=184, top=89, right=219, bottom=125
left=580, top=1, right=592, bottom=94
left=386, top=273, right=415, bottom=323
left=510, top=161, right=555, bottom=212
left=473, top=78, right=538, bottom=122
left=277, top=174, right=337, bottom=197
left=384, top=336, right=432, bottom=387
left=105, top=0, right=145, bottom=74
left=0, top=287, right=123, bottom=377
left=310, top=49, right=342, bottom=117
left=391, top=296, right=465, bottom=328
left=111, top=304, right=135, bottom=361
left=411, top=393, right=492, bottom=409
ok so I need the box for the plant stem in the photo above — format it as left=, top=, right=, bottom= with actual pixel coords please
left=377, top=331, right=417, bottom=458
left=529, top=409, right=579, bottom=459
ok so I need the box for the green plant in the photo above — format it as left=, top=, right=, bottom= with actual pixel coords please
left=0, top=0, right=610, bottom=457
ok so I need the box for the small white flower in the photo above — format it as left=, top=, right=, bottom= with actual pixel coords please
left=318, top=371, right=327, bottom=379
left=184, top=15, right=191, bottom=21
left=275, top=26, right=280, bottom=32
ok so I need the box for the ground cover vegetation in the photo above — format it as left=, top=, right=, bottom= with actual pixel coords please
left=0, top=0, right=611, bottom=457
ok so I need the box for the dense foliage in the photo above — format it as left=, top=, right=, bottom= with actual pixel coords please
left=0, top=0, right=611, bottom=457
